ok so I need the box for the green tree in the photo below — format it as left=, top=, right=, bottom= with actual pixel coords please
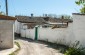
left=75, top=0, right=85, bottom=13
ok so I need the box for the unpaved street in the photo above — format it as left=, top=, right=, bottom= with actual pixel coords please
left=16, top=38, right=64, bottom=55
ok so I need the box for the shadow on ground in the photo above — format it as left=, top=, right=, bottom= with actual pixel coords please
left=0, top=49, right=7, bottom=51
left=15, top=36, right=69, bottom=53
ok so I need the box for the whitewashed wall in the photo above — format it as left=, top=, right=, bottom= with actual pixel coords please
left=14, top=20, right=27, bottom=34
left=14, top=20, right=21, bottom=34
left=21, top=28, right=35, bottom=40
left=73, top=14, right=85, bottom=47
left=15, top=15, right=85, bottom=47
left=20, top=23, right=75, bottom=46
left=38, top=23, right=75, bottom=46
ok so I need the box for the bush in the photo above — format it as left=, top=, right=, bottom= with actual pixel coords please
left=64, top=41, right=85, bottom=55
left=15, top=42, right=21, bottom=49
left=65, top=47, right=85, bottom=55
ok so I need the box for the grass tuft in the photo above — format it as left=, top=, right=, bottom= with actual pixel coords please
left=9, top=42, right=21, bottom=55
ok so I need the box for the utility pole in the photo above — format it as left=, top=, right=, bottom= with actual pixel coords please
left=5, top=0, right=8, bottom=16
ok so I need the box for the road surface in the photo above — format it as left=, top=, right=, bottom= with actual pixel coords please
left=15, top=37, right=64, bottom=55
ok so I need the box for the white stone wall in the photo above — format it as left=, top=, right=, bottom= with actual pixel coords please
left=0, top=20, right=14, bottom=48
left=20, top=23, right=74, bottom=46
left=21, top=28, right=35, bottom=40
left=38, top=23, right=74, bottom=46
left=14, top=20, right=27, bottom=34
left=73, top=14, right=85, bottom=47
left=15, top=15, right=85, bottom=47
left=14, top=20, right=21, bottom=34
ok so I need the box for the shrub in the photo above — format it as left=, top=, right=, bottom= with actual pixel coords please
left=9, top=42, right=21, bottom=55
left=15, top=42, right=21, bottom=49
left=65, top=47, right=85, bottom=55
left=64, top=41, right=85, bottom=55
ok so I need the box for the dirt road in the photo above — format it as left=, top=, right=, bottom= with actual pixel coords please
left=16, top=38, right=64, bottom=55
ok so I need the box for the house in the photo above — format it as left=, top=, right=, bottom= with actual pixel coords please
left=42, top=16, right=73, bottom=28
left=0, top=15, right=16, bottom=48
left=14, top=15, right=72, bottom=35
left=14, top=15, right=47, bottom=34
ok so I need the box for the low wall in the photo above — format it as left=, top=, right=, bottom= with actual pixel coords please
left=14, top=20, right=21, bottom=34
left=20, top=23, right=75, bottom=46
left=15, top=14, right=85, bottom=47
left=21, top=28, right=35, bottom=40
left=38, top=23, right=75, bottom=46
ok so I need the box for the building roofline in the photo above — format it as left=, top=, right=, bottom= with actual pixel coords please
left=0, top=15, right=16, bottom=20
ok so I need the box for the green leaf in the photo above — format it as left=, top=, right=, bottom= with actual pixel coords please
left=75, top=1, right=80, bottom=5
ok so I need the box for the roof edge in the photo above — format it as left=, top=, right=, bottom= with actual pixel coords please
left=72, top=13, right=85, bottom=15
left=0, top=15, right=16, bottom=20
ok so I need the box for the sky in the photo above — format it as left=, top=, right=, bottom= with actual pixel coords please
left=0, top=0, right=80, bottom=16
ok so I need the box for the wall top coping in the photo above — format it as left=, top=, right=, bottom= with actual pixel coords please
left=72, top=13, right=85, bottom=15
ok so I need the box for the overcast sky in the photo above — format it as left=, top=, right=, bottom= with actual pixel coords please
left=0, top=0, right=80, bottom=16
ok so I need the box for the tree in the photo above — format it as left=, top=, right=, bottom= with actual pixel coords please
left=0, top=11, right=4, bottom=15
left=60, top=14, right=72, bottom=19
left=75, top=0, right=85, bottom=13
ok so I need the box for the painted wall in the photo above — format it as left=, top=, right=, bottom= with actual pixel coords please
left=14, top=20, right=21, bottom=34
left=14, top=20, right=27, bottom=34
left=21, top=29, right=35, bottom=40
left=19, top=23, right=75, bottom=46
left=0, top=20, right=14, bottom=48
left=38, top=23, right=75, bottom=46
left=15, top=15, right=85, bottom=47
left=73, top=14, right=85, bottom=47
